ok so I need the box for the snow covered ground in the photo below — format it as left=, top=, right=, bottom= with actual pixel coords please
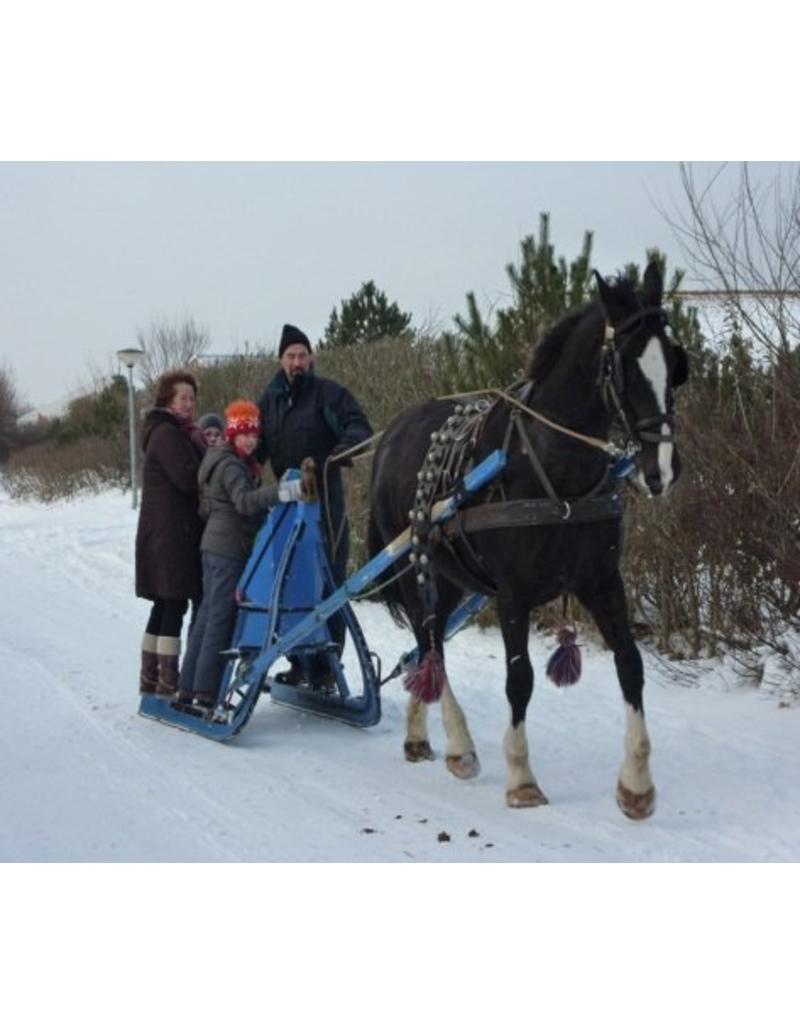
left=2, top=485, right=798, bottom=865
left=2, top=484, right=797, bottom=1024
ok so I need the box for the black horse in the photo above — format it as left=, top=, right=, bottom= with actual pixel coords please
left=367, top=262, right=688, bottom=818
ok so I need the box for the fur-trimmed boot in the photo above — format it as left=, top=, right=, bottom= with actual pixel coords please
left=155, top=635, right=181, bottom=697
left=139, top=633, right=159, bottom=695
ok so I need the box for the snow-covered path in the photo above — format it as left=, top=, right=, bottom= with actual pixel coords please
left=1, top=488, right=798, bottom=862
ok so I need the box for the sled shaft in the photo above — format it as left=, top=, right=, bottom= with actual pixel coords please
left=247, top=450, right=506, bottom=672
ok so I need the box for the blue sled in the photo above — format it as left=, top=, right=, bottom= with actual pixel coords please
left=139, top=450, right=506, bottom=741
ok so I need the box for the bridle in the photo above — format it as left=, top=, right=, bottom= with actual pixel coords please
left=599, top=305, right=678, bottom=449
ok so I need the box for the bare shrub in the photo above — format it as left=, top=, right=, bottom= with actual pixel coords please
left=640, top=163, right=800, bottom=667
left=2, top=434, right=128, bottom=502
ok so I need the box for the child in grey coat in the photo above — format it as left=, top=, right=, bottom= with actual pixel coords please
left=177, top=399, right=303, bottom=707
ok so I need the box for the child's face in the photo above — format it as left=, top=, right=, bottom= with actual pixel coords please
left=202, top=426, right=223, bottom=447
left=233, top=432, right=258, bottom=457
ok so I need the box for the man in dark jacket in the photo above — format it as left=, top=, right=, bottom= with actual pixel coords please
left=256, top=324, right=372, bottom=683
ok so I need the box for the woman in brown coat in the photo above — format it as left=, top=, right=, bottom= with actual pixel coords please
left=135, top=370, right=205, bottom=696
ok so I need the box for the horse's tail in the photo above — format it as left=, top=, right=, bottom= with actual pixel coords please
left=366, top=511, right=413, bottom=631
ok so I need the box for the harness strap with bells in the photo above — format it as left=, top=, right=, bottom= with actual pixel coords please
left=411, top=392, right=626, bottom=597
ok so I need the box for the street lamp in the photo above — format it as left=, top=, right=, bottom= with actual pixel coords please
left=116, top=348, right=145, bottom=509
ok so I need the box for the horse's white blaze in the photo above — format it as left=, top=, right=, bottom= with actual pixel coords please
left=503, top=721, right=536, bottom=792
left=638, top=334, right=674, bottom=491
left=619, top=706, right=653, bottom=795
left=638, top=335, right=668, bottom=411
left=441, top=680, right=475, bottom=758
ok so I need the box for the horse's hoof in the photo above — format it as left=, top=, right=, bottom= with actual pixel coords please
left=404, top=740, right=434, bottom=762
left=616, top=781, right=656, bottom=820
left=506, top=783, right=549, bottom=808
left=446, top=752, right=480, bottom=780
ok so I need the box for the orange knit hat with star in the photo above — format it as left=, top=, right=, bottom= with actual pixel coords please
left=224, top=400, right=260, bottom=443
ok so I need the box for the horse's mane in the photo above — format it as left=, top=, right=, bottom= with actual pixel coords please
left=526, top=276, right=640, bottom=383
left=527, top=304, right=593, bottom=382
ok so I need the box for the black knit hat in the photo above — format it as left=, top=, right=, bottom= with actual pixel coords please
left=278, top=323, right=312, bottom=357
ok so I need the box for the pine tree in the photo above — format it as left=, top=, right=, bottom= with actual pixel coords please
left=321, top=280, right=413, bottom=348
left=442, top=213, right=594, bottom=391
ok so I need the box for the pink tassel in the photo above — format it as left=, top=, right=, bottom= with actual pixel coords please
left=546, top=628, right=582, bottom=686
left=404, top=650, right=448, bottom=703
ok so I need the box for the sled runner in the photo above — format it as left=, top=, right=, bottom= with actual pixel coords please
left=138, top=450, right=507, bottom=741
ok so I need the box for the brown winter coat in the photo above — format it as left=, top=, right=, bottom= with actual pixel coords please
left=135, top=408, right=204, bottom=602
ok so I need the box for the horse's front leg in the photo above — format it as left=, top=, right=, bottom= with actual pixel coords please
left=498, top=594, right=548, bottom=808
left=618, top=701, right=655, bottom=820
left=576, top=573, right=655, bottom=820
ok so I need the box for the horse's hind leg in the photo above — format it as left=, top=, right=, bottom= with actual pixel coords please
left=406, top=682, right=480, bottom=776
left=402, top=577, right=479, bottom=778
left=575, top=573, right=655, bottom=820
left=406, top=655, right=481, bottom=778
left=498, top=593, right=548, bottom=808
left=442, top=678, right=480, bottom=779
left=405, top=696, right=434, bottom=762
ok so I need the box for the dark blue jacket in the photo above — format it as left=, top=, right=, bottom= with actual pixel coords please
left=255, top=369, right=372, bottom=519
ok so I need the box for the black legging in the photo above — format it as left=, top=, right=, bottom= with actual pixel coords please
left=145, top=598, right=189, bottom=638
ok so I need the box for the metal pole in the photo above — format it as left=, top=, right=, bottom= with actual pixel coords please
left=127, top=364, right=138, bottom=510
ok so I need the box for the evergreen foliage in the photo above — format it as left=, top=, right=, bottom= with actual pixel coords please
left=440, top=213, right=594, bottom=391
left=48, top=377, right=128, bottom=446
left=321, top=280, right=413, bottom=348
left=0, top=363, right=23, bottom=462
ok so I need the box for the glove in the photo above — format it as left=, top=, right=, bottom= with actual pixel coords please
left=278, top=479, right=304, bottom=503
left=330, top=443, right=353, bottom=468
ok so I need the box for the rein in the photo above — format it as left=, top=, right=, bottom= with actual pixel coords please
left=440, top=386, right=627, bottom=457
left=321, top=431, right=385, bottom=563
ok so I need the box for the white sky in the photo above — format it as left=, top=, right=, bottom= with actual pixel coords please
left=1, top=4, right=796, bottom=410
left=1, top=160, right=794, bottom=409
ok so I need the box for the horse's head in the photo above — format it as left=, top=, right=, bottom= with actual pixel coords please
left=594, top=262, right=689, bottom=497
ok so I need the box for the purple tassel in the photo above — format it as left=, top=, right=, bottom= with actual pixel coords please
left=404, top=650, right=448, bottom=703
left=546, top=628, right=582, bottom=686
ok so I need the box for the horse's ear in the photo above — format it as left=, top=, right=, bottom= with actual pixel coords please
left=642, top=261, right=664, bottom=307
left=593, top=269, right=629, bottom=324
left=593, top=269, right=610, bottom=303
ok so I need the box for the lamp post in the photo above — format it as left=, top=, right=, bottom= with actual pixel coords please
left=116, top=348, right=145, bottom=509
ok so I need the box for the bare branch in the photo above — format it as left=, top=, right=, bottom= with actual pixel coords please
left=671, top=162, right=800, bottom=360
left=135, top=316, right=211, bottom=390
